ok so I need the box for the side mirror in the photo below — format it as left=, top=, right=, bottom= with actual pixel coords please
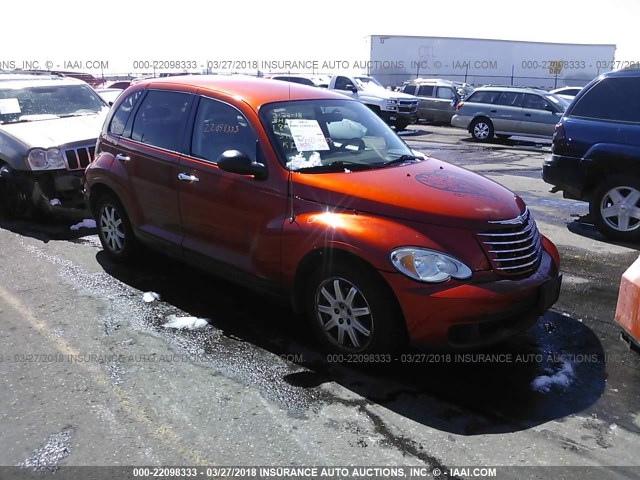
left=344, top=83, right=358, bottom=93
left=217, top=150, right=267, bottom=180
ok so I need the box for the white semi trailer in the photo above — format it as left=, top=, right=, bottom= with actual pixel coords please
left=364, top=35, right=617, bottom=89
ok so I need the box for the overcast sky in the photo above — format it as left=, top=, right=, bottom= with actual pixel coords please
left=4, top=0, right=638, bottom=74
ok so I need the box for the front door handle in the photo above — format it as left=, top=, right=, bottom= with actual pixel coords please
left=178, top=173, right=199, bottom=182
left=115, top=153, right=130, bottom=162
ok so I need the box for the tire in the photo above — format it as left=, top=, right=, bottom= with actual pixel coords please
left=305, top=262, right=406, bottom=354
left=0, top=166, right=32, bottom=219
left=470, top=118, right=494, bottom=142
left=95, top=193, right=138, bottom=261
left=394, top=120, right=410, bottom=132
left=590, top=175, right=640, bottom=242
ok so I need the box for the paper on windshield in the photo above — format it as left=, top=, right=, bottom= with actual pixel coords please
left=286, top=119, right=330, bottom=152
left=0, top=98, right=21, bottom=115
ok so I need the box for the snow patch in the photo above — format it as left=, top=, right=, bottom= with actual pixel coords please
left=531, top=361, right=574, bottom=393
left=49, top=198, right=62, bottom=206
left=162, top=315, right=210, bottom=330
left=142, top=291, right=161, bottom=303
left=70, top=219, right=96, bottom=231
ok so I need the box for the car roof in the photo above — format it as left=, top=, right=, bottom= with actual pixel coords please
left=473, top=85, right=552, bottom=95
left=0, top=76, right=88, bottom=89
left=597, top=68, right=640, bottom=79
left=132, top=75, right=349, bottom=106
left=405, top=78, right=458, bottom=86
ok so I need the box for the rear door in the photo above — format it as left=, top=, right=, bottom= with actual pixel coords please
left=116, top=89, right=193, bottom=246
left=491, top=91, right=524, bottom=133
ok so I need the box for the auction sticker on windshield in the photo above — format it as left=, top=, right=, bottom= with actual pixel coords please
left=286, top=119, right=330, bottom=151
left=0, top=98, right=21, bottom=114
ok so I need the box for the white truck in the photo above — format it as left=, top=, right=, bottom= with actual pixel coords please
left=327, top=74, right=418, bottom=131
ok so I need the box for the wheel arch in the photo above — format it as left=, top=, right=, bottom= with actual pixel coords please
left=291, top=247, right=399, bottom=316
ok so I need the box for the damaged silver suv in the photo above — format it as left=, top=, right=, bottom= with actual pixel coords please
left=0, top=74, right=108, bottom=218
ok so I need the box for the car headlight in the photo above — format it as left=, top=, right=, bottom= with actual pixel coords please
left=386, top=99, right=398, bottom=107
left=27, top=148, right=66, bottom=170
left=390, top=247, right=472, bottom=283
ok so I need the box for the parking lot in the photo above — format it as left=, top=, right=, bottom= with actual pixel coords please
left=1, top=121, right=639, bottom=478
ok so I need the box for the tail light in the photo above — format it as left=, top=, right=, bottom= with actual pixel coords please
left=455, top=102, right=464, bottom=110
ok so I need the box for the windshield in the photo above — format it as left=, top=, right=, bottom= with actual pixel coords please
left=0, top=84, right=107, bottom=124
left=546, top=94, right=570, bottom=110
left=260, top=99, right=417, bottom=173
left=354, top=76, right=384, bottom=88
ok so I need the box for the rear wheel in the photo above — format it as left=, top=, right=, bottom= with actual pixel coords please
left=470, top=118, right=494, bottom=142
left=95, top=193, right=138, bottom=261
left=590, top=175, right=640, bottom=242
left=305, top=262, right=406, bottom=354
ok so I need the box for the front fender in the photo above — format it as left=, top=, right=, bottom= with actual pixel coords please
left=280, top=210, right=486, bottom=287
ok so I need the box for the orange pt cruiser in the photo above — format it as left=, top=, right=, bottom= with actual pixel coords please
left=85, top=75, right=562, bottom=354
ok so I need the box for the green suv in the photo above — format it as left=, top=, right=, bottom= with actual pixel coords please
left=451, top=85, right=570, bottom=142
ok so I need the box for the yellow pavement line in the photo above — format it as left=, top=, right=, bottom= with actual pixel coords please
left=0, top=284, right=211, bottom=466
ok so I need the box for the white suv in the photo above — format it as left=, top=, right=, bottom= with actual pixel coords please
left=0, top=75, right=108, bottom=218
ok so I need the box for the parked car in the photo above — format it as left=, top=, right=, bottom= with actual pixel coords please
left=401, top=78, right=464, bottom=124
left=95, top=87, right=124, bottom=105
left=0, top=75, right=108, bottom=218
left=543, top=69, right=640, bottom=242
left=85, top=75, right=561, bottom=354
left=549, top=86, right=582, bottom=102
left=269, top=74, right=330, bottom=88
left=451, top=85, right=570, bottom=142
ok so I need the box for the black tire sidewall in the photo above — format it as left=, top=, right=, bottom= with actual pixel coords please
left=471, top=118, right=494, bottom=142
left=590, top=175, right=640, bottom=242
left=305, top=263, right=405, bottom=354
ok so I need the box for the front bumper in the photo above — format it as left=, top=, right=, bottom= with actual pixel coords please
left=380, top=111, right=418, bottom=125
left=9, top=169, right=91, bottom=220
left=381, top=250, right=561, bottom=349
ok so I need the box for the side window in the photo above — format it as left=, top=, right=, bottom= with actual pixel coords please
left=402, top=84, right=417, bottom=95
left=191, top=97, right=257, bottom=163
left=334, top=76, right=354, bottom=90
left=467, top=90, right=500, bottom=104
left=417, top=85, right=435, bottom=97
left=131, top=90, right=191, bottom=151
left=108, top=90, right=143, bottom=136
left=494, top=91, right=524, bottom=107
left=435, top=87, right=455, bottom=100
left=571, top=77, right=640, bottom=122
left=523, top=94, right=549, bottom=110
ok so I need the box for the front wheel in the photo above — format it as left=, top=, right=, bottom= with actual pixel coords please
left=305, top=263, right=406, bottom=354
left=590, top=175, right=640, bottom=242
left=394, top=120, right=410, bottom=132
left=95, top=193, right=138, bottom=261
left=470, top=118, right=494, bottom=142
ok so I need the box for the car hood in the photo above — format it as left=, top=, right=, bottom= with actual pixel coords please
left=293, top=158, right=525, bottom=228
left=361, top=84, right=417, bottom=100
left=0, top=111, right=108, bottom=148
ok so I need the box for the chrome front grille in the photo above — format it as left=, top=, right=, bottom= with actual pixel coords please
left=478, top=209, right=542, bottom=276
left=398, top=100, right=418, bottom=114
left=64, top=145, right=96, bottom=171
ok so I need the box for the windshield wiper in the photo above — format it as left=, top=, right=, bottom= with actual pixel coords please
left=295, top=160, right=375, bottom=172
left=382, top=154, right=420, bottom=167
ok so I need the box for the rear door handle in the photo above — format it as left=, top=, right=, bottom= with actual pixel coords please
left=115, top=153, right=130, bottom=162
left=178, top=173, right=199, bottom=182
left=490, top=110, right=497, bottom=113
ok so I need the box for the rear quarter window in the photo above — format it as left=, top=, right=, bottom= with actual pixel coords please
left=570, top=77, right=640, bottom=123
